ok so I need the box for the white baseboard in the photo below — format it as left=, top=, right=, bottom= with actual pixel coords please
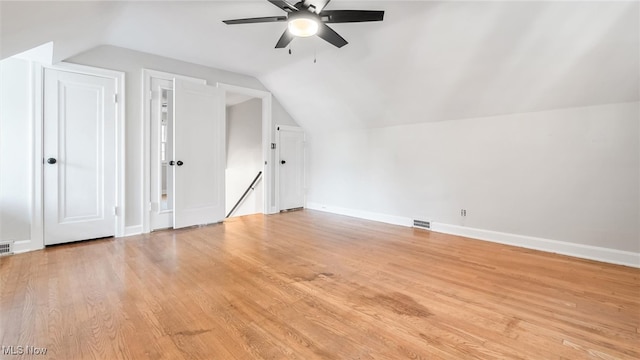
left=5, top=225, right=143, bottom=254
left=306, top=202, right=413, bottom=227
left=431, top=223, right=639, bottom=268
left=305, top=203, right=640, bottom=268
left=123, top=225, right=143, bottom=237
left=8, top=239, right=43, bottom=254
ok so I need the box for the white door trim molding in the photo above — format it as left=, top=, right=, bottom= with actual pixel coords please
left=28, top=61, right=45, bottom=252
left=141, top=69, right=207, bottom=233
left=32, top=62, right=126, bottom=251
left=217, top=83, right=275, bottom=214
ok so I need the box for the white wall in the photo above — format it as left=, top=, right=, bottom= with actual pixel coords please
left=225, top=98, right=263, bottom=217
left=65, top=45, right=298, bottom=231
left=0, top=57, right=32, bottom=244
left=307, top=102, right=640, bottom=259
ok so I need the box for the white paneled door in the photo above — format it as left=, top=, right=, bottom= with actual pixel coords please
left=172, top=79, right=225, bottom=229
left=43, top=68, right=116, bottom=245
left=277, top=126, right=305, bottom=211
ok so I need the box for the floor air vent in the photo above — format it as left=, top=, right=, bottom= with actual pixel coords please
left=0, top=242, right=13, bottom=256
left=413, top=219, right=431, bottom=230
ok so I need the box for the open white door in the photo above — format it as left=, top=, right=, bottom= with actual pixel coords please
left=172, top=79, right=225, bottom=229
left=150, top=78, right=175, bottom=231
left=277, top=126, right=305, bottom=211
left=43, top=68, right=116, bottom=245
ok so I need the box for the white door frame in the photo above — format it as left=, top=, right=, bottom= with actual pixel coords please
left=217, top=83, right=276, bottom=215
left=275, top=125, right=305, bottom=212
left=141, top=69, right=206, bottom=233
left=32, top=62, right=126, bottom=250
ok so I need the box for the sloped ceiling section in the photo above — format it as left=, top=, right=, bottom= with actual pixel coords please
left=259, top=1, right=640, bottom=132
left=0, top=1, right=125, bottom=62
left=1, top=1, right=638, bottom=132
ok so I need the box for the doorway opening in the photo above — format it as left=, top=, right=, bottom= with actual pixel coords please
left=146, top=70, right=227, bottom=232
left=217, top=83, right=275, bottom=216
left=142, top=72, right=276, bottom=233
left=225, top=92, right=263, bottom=218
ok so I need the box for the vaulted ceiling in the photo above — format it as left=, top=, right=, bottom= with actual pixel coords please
left=2, top=1, right=638, bottom=132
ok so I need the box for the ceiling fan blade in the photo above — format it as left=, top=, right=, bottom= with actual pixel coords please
left=268, top=0, right=299, bottom=12
left=319, top=10, right=385, bottom=23
left=317, top=23, right=348, bottom=48
left=304, top=0, right=331, bottom=13
left=223, top=16, right=287, bottom=25
left=275, top=29, right=295, bottom=48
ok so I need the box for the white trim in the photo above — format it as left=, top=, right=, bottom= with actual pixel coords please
left=430, top=223, right=640, bottom=268
left=30, top=61, right=44, bottom=251
left=305, top=203, right=640, bottom=268
left=51, top=62, right=123, bottom=79
left=141, top=69, right=207, bottom=233
left=306, top=203, right=413, bottom=227
left=12, top=239, right=34, bottom=254
left=143, top=69, right=206, bottom=85
left=33, top=62, right=126, bottom=251
left=217, top=82, right=275, bottom=214
left=124, top=225, right=143, bottom=237
left=116, top=71, right=126, bottom=238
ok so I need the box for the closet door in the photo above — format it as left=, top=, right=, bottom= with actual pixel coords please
left=277, top=126, right=305, bottom=211
left=172, top=79, right=225, bottom=229
left=43, top=68, right=116, bottom=244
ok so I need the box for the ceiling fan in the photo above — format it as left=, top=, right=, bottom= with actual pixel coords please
left=222, top=0, right=384, bottom=48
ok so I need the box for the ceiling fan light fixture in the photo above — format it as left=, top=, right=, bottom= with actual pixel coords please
left=288, top=14, right=319, bottom=37
left=222, top=1, right=385, bottom=48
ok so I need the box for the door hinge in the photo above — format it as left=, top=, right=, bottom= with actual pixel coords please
left=113, top=206, right=118, bottom=216
left=271, top=143, right=276, bottom=149
left=113, top=94, right=118, bottom=103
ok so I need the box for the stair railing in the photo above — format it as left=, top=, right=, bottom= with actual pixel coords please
left=226, top=171, right=263, bottom=218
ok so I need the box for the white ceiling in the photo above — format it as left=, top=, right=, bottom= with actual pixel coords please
left=1, top=1, right=638, bottom=132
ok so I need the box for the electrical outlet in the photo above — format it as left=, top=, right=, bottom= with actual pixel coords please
left=461, top=209, right=467, bottom=216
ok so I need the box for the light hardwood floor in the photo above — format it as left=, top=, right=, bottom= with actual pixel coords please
left=1, top=210, right=638, bottom=359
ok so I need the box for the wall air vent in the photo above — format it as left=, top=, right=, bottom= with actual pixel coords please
left=413, top=219, right=431, bottom=230
left=0, top=242, right=13, bottom=256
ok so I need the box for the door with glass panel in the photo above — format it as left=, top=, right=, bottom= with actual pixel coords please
left=150, top=78, right=174, bottom=230
left=149, top=77, right=226, bottom=231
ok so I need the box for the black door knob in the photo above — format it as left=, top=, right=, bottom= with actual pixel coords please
left=176, top=161, right=184, bottom=166
left=169, top=161, right=175, bottom=166
left=47, top=158, right=57, bottom=164
left=281, top=160, right=286, bottom=164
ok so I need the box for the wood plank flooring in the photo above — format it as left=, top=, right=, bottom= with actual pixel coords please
left=1, top=210, right=638, bottom=359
